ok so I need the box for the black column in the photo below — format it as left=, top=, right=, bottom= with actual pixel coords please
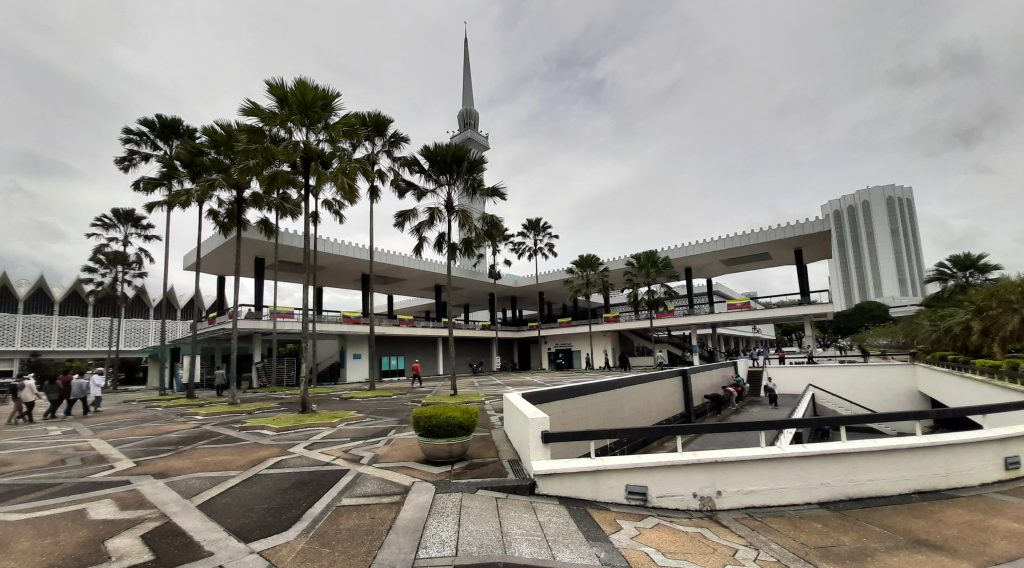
left=518, top=309, right=524, bottom=323
left=463, top=303, right=470, bottom=324
left=434, top=284, right=443, bottom=322
left=360, top=273, right=370, bottom=317
left=441, top=301, right=448, bottom=321
left=684, top=267, right=695, bottom=312
left=488, top=293, right=496, bottom=325
left=572, top=298, right=579, bottom=319
left=546, top=301, right=553, bottom=323
left=424, top=310, right=431, bottom=321
left=705, top=278, right=715, bottom=314
left=501, top=307, right=507, bottom=324
left=510, top=296, right=518, bottom=324
left=603, top=292, right=611, bottom=315
left=561, top=303, right=568, bottom=318
left=215, top=275, right=226, bottom=316
left=315, top=286, right=324, bottom=315
left=537, top=291, right=545, bottom=324
left=386, top=294, right=394, bottom=319
left=253, top=257, right=266, bottom=314
left=795, top=248, right=811, bottom=304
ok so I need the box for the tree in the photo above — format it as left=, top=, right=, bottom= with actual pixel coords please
left=621, top=250, right=679, bottom=358
left=80, top=252, right=121, bottom=381
left=394, top=141, right=507, bottom=394
left=475, top=213, right=513, bottom=368
left=241, top=76, right=353, bottom=413
left=564, top=253, right=610, bottom=371
left=510, top=218, right=559, bottom=367
left=83, top=208, right=158, bottom=389
left=203, top=120, right=269, bottom=405
left=114, top=114, right=198, bottom=395
left=774, top=322, right=806, bottom=348
left=815, top=300, right=894, bottom=349
left=925, top=251, right=1003, bottom=302
left=967, top=276, right=1024, bottom=358
left=348, top=110, right=409, bottom=390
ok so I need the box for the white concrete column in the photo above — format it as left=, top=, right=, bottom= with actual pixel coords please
left=213, top=343, right=223, bottom=372
left=491, top=337, right=499, bottom=371
left=690, top=325, right=700, bottom=366
left=804, top=316, right=817, bottom=352
left=251, top=333, right=263, bottom=382
left=437, top=337, right=444, bottom=375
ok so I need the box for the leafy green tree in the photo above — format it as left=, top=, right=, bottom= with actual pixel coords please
left=564, top=254, right=610, bottom=370
left=621, top=250, right=679, bottom=357
left=925, top=251, right=1003, bottom=303
left=815, top=300, right=894, bottom=349
left=394, top=141, right=507, bottom=394
left=475, top=213, right=513, bottom=367
left=83, top=208, right=158, bottom=389
left=241, top=76, right=355, bottom=413
left=510, top=217, right=559, bottom=365
left=347, top=110, right=409, bottom=390
left=114, top=114, right=198, bottom=395
left=774, top=322, right=806, bottom=348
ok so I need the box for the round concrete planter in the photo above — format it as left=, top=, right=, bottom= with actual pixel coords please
left=417, top=434, right=473, bottom=463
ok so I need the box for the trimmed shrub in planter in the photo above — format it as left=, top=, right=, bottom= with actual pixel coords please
left=1004, top=360, right=1022, bottom=372
left=972, top=360, right=1004, bottom=370
left=929, top=352, right=957, bottom=363
left=411, top=404, right=480, bottom=463
left=955, top=356, right=974, bottom=365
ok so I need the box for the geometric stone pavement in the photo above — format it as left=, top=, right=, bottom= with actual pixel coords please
left=3, top=370, right=1024, bottom=567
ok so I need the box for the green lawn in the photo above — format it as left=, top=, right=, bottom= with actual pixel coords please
left=339, top=390, right=403, bottom=399
left=187, top=402, right=279, bottom=414
left=244, top=410, right=361, bottom=428
left=250, top=386, right=343, bottom=396
left=132, top=394, right=186, bottom=403
left=153, top=398, right=213, bottom=407
left=422, top=393, right=486, bottom=404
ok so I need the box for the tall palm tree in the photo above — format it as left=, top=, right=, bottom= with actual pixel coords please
left=510, top=217, right=558, bottom=368
left=475, top=214, right=513, bottom=368
left=925, top=251, right=1004, bottom=298
left=84, top=208, right=159, bottom=389
left=348, top=110, right=409, bottom=390
left=203, top=120, right=268, bottom=405
left=968, top=277, right=1024, bottom=358
left=394, top=141, right=507, bottom=394
left=80, top=252, right=122, bottom=384
left=114, top=114, right=198, bottom=395
left=564, top=253, right=610, bottom=370
left=621, top=250, right=679, bottom=358
left=240, top=76, right=354, bottom=413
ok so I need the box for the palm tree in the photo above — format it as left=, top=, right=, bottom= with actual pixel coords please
left=84, top=208, right=159, bottom=389
left=80, top=251, right=122, bottom=383
left=114, top=114, right=198, bottom=395
left=564, top=253, right=610, bottom=370
left=968, top=277, right=1024, bottom=358
left=394, top=141, right=507, bottom=394
left=240, top=76, right=353, bottom=413
left=348, top=110, right=409, bottom=391
left=510, top=218, right=559, bottom=368
left=202, top=120, right=268, bottom=405
left=925, top=251, right=1004, bottom=299
left=475, top=214, right=513, bottom=367
left=621, top=250, right=679, bottom=359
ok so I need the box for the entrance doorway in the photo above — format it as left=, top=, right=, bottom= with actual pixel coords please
left=547, top=348, right=578, bottom=370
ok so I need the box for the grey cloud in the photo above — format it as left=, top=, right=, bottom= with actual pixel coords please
left=887, top=39, right=987, bottom=88
left=0, top=148, right=82, bottom=179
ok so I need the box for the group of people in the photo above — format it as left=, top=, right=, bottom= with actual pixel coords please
left=747, top=346, right=789, bottom=367
left=5, top=369, right=106, bottom=425
left=702, top=375, right=780, bottom=415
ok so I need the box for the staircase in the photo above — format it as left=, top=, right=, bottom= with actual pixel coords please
left=622, top=330, right=688, bottom=360
left=813, top=396, right=900, bottom=436
left=746, top=368, right=764, bottom=397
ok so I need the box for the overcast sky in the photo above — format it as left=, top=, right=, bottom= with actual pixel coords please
left=1, top=1, right=1022, bottom=311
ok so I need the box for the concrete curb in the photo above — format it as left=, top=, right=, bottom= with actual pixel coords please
left=372, top=481, right=436, bottom=568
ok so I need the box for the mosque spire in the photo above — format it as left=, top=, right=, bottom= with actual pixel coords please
left=457, top=24, right=480, bottom=132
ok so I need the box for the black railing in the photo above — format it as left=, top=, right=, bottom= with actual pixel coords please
left=540, top=400, right=1024, bottom=444
left=922, top=360, right=1024, bottom=386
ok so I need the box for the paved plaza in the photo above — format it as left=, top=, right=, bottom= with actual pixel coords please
left=2, top=370, right=1024, bottom=568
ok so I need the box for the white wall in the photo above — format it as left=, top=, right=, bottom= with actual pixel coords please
left=503, top=392, right=551, bottom=473
left=532, top=426, right=1024, bottom=510
left=341, top=335, right=368, bottom=383
left=539, top=331, right=621, bottom=368
left=916, top=365, right=1024, bottom=427
left=763, top=363, right=931, bottom=412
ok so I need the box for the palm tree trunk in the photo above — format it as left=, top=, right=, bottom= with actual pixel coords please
left=367, top=199, right=377, bottom=390
left=493, top=275, right=499, bottom=370
left=587, top=291, right=594, bottom=370
left=271, top=210, right=279, bottom=388
left=299, top=169, right=311, bottom=413
left=113, top=279, right=124, bottom=391
left=186, top=204, right=203, bottom=399
left=535, top=256, right=542, bottom=370
left=158, top=207, right=171, bottom=395
left=311, top=197, right=319, bottom=387
left=228, top=189, right=243, bottom=405
left=447, top=217, right=457, bottom=395
left=104, top=294, right=114, bottom=386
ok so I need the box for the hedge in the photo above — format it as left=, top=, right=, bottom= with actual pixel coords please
left=954, top=356, right=974, bottom=365
left=1004, top=360, right=1022, bottom=372
left=928, top=352, right=958, bottom=362
left=972, top=360, right=1005, bottom=370
left=411, top=404, right=479, bottom=439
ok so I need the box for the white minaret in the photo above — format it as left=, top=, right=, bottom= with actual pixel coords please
left=450, top=28, right=490, bottom=268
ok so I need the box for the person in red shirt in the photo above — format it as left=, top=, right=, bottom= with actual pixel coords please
left=410, top=360, right=422, bottom=388
left=57, top=372, right=73, bottom=415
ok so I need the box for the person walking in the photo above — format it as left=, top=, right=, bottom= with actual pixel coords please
left=859, top=344, right=870, bottom=364
left=89, top=370, right=106, bottom=413
left=65, top=374, right=90, bottom=418
left=602, top=351, right=612, bottom=371
left=776, top=347, right=787, bottom=366
left=764, top=377, right=779, bottom=409
left=410, top=360, right=423, bottom=388
left=214, top=366, right=227, bottom=397
left=618, top=351, right=630, bottom=372
left=5, top=376, right=25, bottom=425
left=57, top=370, right=73, bottom=415
left=762, top=346, right=772, bottom=366
left=584, top=353, right=593, bottom=370
left=654, top=350, right=667, bottom=370
left=41, top=376, right=63, bottom=420
left=748, top=349, right=759, bottom=368
left=17, top=373, right=42, bottom=423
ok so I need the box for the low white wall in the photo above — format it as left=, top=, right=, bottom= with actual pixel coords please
left=916, top=365, right=1024, bottom=427
left=503, top=392, right=551, bottom=473
left=763, top=363, right=931, bottom=412
left=690, top=365, right=737, bottom=401
left=533, top=426, right=1024, bottom=510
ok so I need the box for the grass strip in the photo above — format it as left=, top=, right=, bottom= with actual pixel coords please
left=338, top=390, right=403, bottom=399
left=186, top=402, right=279, bottom=414
left=422, top=393, right=486, bottom=404
left=244, top=410, right=361, bottom=428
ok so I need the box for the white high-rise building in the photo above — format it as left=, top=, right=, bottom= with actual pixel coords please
left=821, top=184, right=926, bottom=311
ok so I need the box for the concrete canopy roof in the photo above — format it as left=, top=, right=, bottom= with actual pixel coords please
left=183, top=217, right=831, bottom=312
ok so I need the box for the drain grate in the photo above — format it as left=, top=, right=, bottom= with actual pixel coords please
left=507, top=458, right=530, bottom=479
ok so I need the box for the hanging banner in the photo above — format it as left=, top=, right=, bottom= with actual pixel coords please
left=557, top=317, right=572, bottom=328
left=528, top=322, right=539, bottom=329
left=655, top=306, right=676, bottom=319
left=270, top=306, right=295, bottom=320
left=342, top=311, right=363, bottom=324
left=603, top=312, right=620, bottom=323
left=727, top=298, right=752, bottom=311
left=397, top=315, right=415, bottom=327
